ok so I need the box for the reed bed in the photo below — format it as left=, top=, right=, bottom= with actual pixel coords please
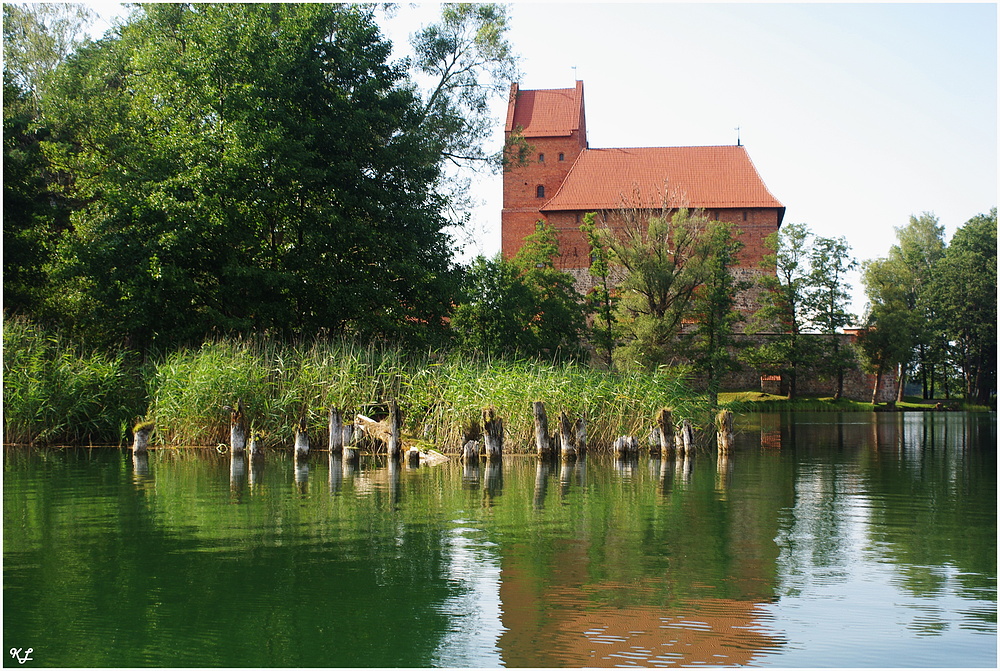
left=4, top=317, right=710, bottom=450
left=147, top=338, right=709, bottom=451
left=3, top=316, right=146, bottom=445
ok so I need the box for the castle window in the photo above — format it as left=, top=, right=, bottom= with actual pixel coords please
left=575, top=212, right=581, bottom=223
left=743, top=211, right=748, bottom=221
left=559, top=153, right=565, bottom=161
left=538, top=153, right=545, bottom=162
left=536, top=185, right=545, bottom=198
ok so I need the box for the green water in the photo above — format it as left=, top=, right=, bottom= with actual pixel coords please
left=3, top=412, right=996, bottom=667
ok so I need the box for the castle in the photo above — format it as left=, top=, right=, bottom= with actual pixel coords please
left=500, top=81, right=898, bottom=402
left=501, top=81, right=785, bottom=294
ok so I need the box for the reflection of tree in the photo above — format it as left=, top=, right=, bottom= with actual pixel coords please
left=861, top=412, right=996, bottom=628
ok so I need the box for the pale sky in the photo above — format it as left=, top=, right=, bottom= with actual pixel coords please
left=87, top=2, right=998, bottom=318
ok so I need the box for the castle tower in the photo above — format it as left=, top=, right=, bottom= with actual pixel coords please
left=501, top=81, right=588, bottom=259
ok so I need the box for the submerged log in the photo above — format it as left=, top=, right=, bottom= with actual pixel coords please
left=230, top=400, right=247, bottom=454
left=294, top=417, right=309, bottom=458
left=355, top=401, right=403, bottom=457
left=132, top=421, right=153, bottom=454
left=656, top=408, right=673, bottom=456
left=532, top=401, right=551, bottom=457
left=715, top=409, right=734, bottom=452
left=483, top=406, right=503, bottom=460
left=328, top=407, right=343, bottom=455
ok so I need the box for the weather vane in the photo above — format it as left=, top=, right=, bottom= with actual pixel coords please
left=735, top=126, right=741, bottom=146
left=572, top=65, right=577, bottom=81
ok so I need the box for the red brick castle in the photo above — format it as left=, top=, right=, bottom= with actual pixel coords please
left=501, top=81, right=785, bottom=290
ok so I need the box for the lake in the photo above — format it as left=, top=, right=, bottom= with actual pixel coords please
left=3, top=412, right=996, bottom=668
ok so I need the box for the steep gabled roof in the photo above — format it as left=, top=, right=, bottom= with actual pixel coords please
left=540, top=145, right=784, bottom=212
left=505, top=82, right=583, bottom=138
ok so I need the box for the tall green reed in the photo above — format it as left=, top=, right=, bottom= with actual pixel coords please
left=3, top=315, right=146, bottom=445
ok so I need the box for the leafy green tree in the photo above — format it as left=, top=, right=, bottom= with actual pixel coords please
left=450, top=254, right=538, bottom=358
left=885, top=213, right=947, bottom=400
left=580, top=212, right=616, bottom=368
left=859, top=257, right=917, bottom=404
left=3, top=3, right=95, bottom=113
left=803, top=235, right=857, bottom=399
left=511, top=221, right=586, bottom=359
left=603, top=208, right=713, bottom=371
left=683, top=222, right=750, bottom=407
left=39, top=4, right=456, bottom=349
left=927, top=209, right=996, bottom=405
left=744, top=222, right=820, bottom=399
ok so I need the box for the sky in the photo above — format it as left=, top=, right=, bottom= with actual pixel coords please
left=86, top=2, right=997, bottom=317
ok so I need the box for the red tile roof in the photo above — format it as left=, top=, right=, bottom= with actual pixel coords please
left=540, top=146, right=783, bottom=212
left=505, top=83, right=583, bottom=137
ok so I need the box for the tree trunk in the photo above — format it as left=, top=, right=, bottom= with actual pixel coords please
left=896, top=362, right=907, bottom=404
left=871, top=364, right=883, bottom=405
left=483, top=406, right=503, bottom=460
left=328, top=407, right=343, bottom=455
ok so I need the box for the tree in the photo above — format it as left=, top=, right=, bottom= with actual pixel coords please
left=927, top=209, right=996, bottom=405
left=886, top=213, right=947, bottom=400
left=409, top=3, right=519, bottom=222
left=510, top=221, right=586, bottom=359
left=803, top=235, right=857, bottom=399
left=600, top=207, right=713, bottom=370
left=859, top=257, right=916, bottom=404
left=39, top=4, right=457, bottom=349
left=3, top=3, right=95, bottom=113
left=580, top=212, right=616, bottom=368
left=744, top=222, right=820, bottom=399
left=682, top=222, right=750, bottom=407
left=451, top=254, right=539, bottom=358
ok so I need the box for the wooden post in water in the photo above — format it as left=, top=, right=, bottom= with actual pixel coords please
left=656, top=408, right=673, bottom=456
left=132, top=421, right=153, bottom=454
left=387, top=400, right=402, bottom=459
left=613, top=436, right=638, bottom=457
left=715, top=409, right=734, bottom=453
left=294, top=417, right=309, bottom=458
left=230, top=401, right=247, bottom=454
left=483, top=406, right=503, bottom=460
left=532, top=401, right=551, bottom=457
left=462, top=440, right=481, bottom=462
left=249, top=430, right=263, bottom=458
left=407, top=446, right=421, bottom=468
left=328, top=407, right=343, bottom=455
left=677, top=419, right=694, bottom=455
left=574, top=416, right=587, bottom=456
left=558, top=411, right=576, bottom=460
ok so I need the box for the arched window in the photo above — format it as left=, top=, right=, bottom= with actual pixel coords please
left=536, top=185, right=545, bottom=198
left=558, top=153, right=565, bottom=161
left=538, top=153, right=545, bottom=162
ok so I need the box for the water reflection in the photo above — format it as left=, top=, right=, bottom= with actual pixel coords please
left=230, top=453, right=246, bottom=499
left=483, top=460, right=503, bottom=505
left=533, top=459, right=550, bottom=509
left=328, top=453, right=343, bottom=494
left=293, top=454, right=309, bottom=494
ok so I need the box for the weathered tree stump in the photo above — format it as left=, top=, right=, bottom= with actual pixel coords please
left=575, top=416, right=588, bottom=456
left=483, top=406, right=503, bottom=460
left=656, top=408, right=673, bottom=455
left=249, top=431, right=263, bottom=458
left=132, top=421, right=153, bottom=454
left=613, top=436, right=639, bottom=457
left=328, top=407, right=343, bottom=455
left=388, top=400, right=402, bottom=458
left=230, top=401, right=247, bottom=454
left=676, top=419, right=694, bottom=455
left=715, top=409, right=734, bottom=452
left=558, top=411, right=576, bottom=459
left=407, top=446, right=421, bottom=468
left=532, top=401, right=552, bottom=457
left=462, top=440, right=481, bottom=462
left=294, top=417, right=309, bottom=458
